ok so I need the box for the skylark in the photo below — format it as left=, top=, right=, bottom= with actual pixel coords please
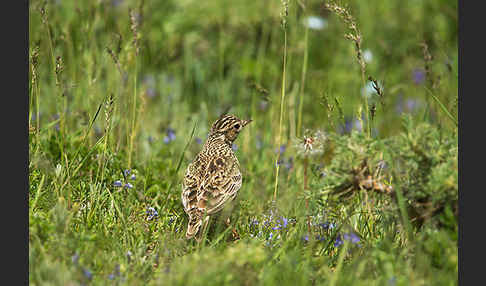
left=181, top=114, right=252, bottom=241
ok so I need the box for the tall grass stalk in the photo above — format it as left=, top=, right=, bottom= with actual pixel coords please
left=128, top=59, right=138, bottom=169
left=128, top=7, right=141, bottom=169
left=325, top=2, right=371, bottom=137
left=329, top=241, right=349, bottom=286
left=40, top=3, right=67, bottom=157
left=273, top=0, right=289, bottom=203
left=424, top=87, right=458, bottom=126
left=297, top=20, right=309, bottom=138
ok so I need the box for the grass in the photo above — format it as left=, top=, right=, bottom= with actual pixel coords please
left=29, top=0, right=458, bottom=285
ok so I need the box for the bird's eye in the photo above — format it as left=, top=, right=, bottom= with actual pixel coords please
left=234, top=124, right=240, bottom=129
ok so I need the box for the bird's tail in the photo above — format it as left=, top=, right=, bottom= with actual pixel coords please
left=186, top=215, right=210, bottom=241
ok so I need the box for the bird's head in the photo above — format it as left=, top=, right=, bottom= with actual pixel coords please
left=209, top=114, right=252, bottom=143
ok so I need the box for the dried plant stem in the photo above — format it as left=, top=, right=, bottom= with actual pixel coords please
left=273, top=29, right=287, bottom=203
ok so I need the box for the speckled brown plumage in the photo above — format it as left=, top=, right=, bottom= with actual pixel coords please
left=182, top=114, right=252, bottom=241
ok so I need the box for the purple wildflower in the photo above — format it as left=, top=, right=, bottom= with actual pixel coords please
left=405, top=99, right=419, bottom=112
left=281, top=217, right=288, bottom=228
left=195, top=137, right=202, bottom=144
left=334, top=236, right=343, bottom=247
left=114, top=180, right=123, bottom=187
left=284, top=157, right=294, bottom=171
left=232, top=144, right=238, bottom=151
left=71, top=253, right=79, bottom=265
left=124, top=183, right=133, bottom=189
left=82, top=268, right=93, bottom=280
left=318, top=222, right=330, bottom=229
left=146, top=207, right=158, bottom=221
left=256, top=137, right=263, bottom=150
left=163, top=128, right=176, bottom=144
left=275, top=145, right=286, bottom=154
left=259, top=101, right=269, bottom=111
left=412, top=68, right=426, bottom=85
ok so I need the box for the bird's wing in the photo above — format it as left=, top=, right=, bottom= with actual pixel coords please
left=197, top=155, right=242, bottom=215
left=181, top=158, right=201, bottom=216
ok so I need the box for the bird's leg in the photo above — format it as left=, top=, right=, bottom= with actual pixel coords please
left=225, top=217, right=240, bottom=241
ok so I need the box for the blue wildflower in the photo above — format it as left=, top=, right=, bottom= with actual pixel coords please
left=353, top=119, right=363, bottom=132
left=412, top=68, right=426, bottom=85
left=405, top=99, right=419, bottom=112
left=82, top=268, right=93, bottom=280
left=146, top=207, right=158, bottom=221
left=256, top=137, right=263, bottom=150
left=114, top=180, right=123, bottom=187
left=108, top=273, right=115, bottom=280
left=281, top=217, right=288, bottom=228
left=163, top=128, right=176, bottom=144
left=284, top=157, right=293, bottom=171
left=249, top=219, right=259, bottom=228
left=71, top=253, right=79, bottom=265
left=302, top=235, right=309, bottom=242
left=275, top=145, right=286, bottom=154
left=339, top=117, right=353, bottom=134
left=232, top=144, right=238, bottom=151
left=124, top=183, right=133, bottom=189
left=259, top=101, right=268, bottom=111
left=195, top=137, right=202, bottom=144
left=316, top=235, right=326, bottom=242
left=318, top=222, right=330, bottom=229
left=348, top=232, right=360, bottom=244
left=334, top=232, right=360, bottom=247
left=130, top=174, right=136, bottom=180
left=124, top=169, right=131, bottom=176
left=334, top=236, right=343, bottom=247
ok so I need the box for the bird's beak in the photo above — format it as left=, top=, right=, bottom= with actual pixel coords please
left=242, top=119, right=253, bottom=127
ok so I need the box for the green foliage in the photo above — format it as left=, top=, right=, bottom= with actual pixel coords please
left=29, top=0, right=457, bottom=285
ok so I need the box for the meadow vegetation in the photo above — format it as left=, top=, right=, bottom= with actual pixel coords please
left=29, top=0, right=458, bottom=285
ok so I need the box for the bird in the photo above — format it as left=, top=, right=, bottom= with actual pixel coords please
left=181, top=114, right=252, bottom=241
